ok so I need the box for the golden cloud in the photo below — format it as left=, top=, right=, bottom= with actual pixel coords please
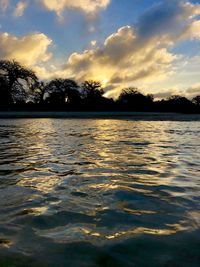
left=1, top=1, right=200, bottom=98
left=179, top=20, right=200, bottom=41
left=13, top=1, right=27, bottom=17
left=0, top=32, right=52, bottom=66
left=59, top=26, right=176, bottom=97
left=185, top=83, right=200, bottom=98
left=40, top=0, right=110, bottom=17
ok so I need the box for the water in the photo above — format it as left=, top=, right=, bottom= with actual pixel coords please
left=0, top=118, right=200, bottom=266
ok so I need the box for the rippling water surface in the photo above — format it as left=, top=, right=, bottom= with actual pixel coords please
left=0, top=118, right=200, bottom=266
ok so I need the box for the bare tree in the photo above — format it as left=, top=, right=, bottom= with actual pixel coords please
left=0, top=60, right=38, bottom=104
left=81, top=80, right=104, bottom=100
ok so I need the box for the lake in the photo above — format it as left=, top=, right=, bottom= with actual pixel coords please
left=0, top=117, right=200, bottom=266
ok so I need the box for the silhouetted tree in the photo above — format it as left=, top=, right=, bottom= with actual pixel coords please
left=192, top=95, right=200, bottom=107
left=0, top=76, right=10, bottom=108
left=0, top=60, right=38, bottom=107
left=0, top=59, right=199, bottom=113
left=147, top=94, right=154, bottom=103
left=81, top=80, right=104, bottom=100
left=158, top=95, right=194, bottom=113
left=43, top=78, right=80, bottom=108
left=63, top=79, right=81, bottom=104
left=118, top=87, right=153, bottom=111
left=80, top=80, right=105, bottom=110
left=26, top=81, right=45, bottom=106
left=168, top=95, right=192, bottom=105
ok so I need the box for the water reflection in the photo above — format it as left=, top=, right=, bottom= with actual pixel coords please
left=0, top=118, right=200, bottom=266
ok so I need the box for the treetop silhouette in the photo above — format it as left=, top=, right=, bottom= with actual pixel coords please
left=0, top=59, right=199, bottom=113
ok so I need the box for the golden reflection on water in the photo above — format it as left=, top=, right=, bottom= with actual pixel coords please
left=16, top=206, right=48, bottom=216
left=105, top=225, right=186, bottom=240
left=0, top=239, right=13, bottom=248
left=117, top=201, right=156, bottom=215
left=1, top=118, right=200, bottom=250
left=37, top=223, right=187, bottom=245
left=89, top=119, right=179, bottom=186
left=16, top=119, right=64, bottom=194
left=16, top=119, right=179, bottom=196
left=85, top=183, right=152, bottom=194
left=17, top=175, right=62, bottom=193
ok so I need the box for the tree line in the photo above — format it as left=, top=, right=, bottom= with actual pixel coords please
left=0, top=59, right=200, bottom=113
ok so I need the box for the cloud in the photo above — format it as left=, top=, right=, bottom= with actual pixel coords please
left=58, top=25, right=176, bottom=98
left=0, top=32, right=52, bottom=66
left=1, top=0, right=200, bottom=99
left=0, top=0, right=9, bottom=12
left=180, top=20, right=200, bottom=41
left=153, top=82, right=200, bottom=100
left=153, top=88, right=180, bottom=100
left=91, top=40, right=97, bottom=47
left=137, top=1, right=181, bottom=39
left=40, top=0, right=111, bottom=17
left=13, top=1, right=27, bottom=17
left=185, top=83, right=200, bottom=98
left=52, top=0, right=200, bottom=98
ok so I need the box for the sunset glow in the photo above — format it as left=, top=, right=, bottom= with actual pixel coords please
left=0, top=0, right=200, bottom=98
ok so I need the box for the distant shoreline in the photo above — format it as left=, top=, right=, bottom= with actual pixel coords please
left=0, top=111, right=200, bottom=121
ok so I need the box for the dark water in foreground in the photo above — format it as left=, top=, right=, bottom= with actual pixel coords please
left=0, top=118, right=200, bottom=266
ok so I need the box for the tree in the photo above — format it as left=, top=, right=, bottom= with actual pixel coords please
left=163, top=95, right=193, bottom=112
left=26, top=81, right=45, bottom=105
left=118, top=87, right=153, bottom=111
left=0, top=76, right=10, bottom=107
left=119, top=88, right=139, bottom=102
left=80, top=80, right=106, bottom=110
left=192, top=95, right=200, bottom=107
left=0, top=60, right=38, bottom=106
left=81, top=80, right=104, bottom=100
left=167, top=95, right=191, bottom=105
left=63, top=79, right=81, bottom=104
left=43, top=78, right=80, bottom=106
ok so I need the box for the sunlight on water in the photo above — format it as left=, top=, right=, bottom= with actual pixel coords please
left=0, top=118, right=200, bottom=266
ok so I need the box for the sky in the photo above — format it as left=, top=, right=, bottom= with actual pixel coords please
left=0, top=0, right=200, bottom=99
